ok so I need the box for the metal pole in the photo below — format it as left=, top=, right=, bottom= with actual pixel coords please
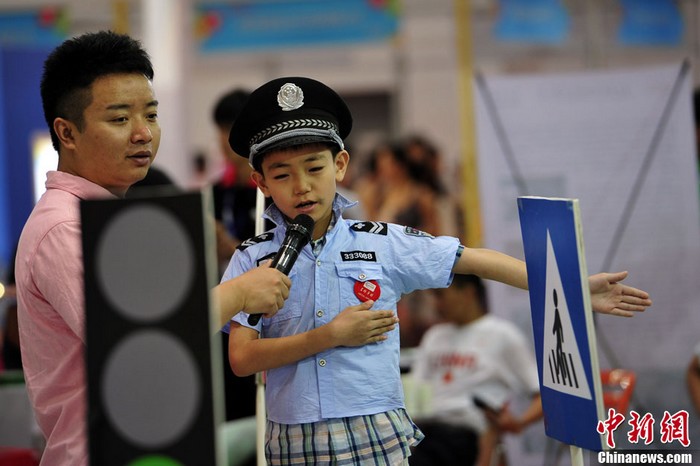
left=570, top=445, right=584, bottom=466
left=254, top=188, right=266, bottom=466
left=453, top=0, right=482, bottom=247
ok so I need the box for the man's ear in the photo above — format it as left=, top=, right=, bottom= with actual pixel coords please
left=335, top=150, right=349, bottom=182
left=251, top=171, right=271, bottom=197
left=53, top=118, right=77, bottom=150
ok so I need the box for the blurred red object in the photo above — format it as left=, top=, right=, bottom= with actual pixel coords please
left=0, top=447, right=40, bottom=466
left=601, top=369, right=637, bottom=414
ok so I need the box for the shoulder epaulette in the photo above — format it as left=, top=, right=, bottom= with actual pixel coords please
left=350, top=221, right=388, bottom=235
left=237, top=232, right=274, bottom=251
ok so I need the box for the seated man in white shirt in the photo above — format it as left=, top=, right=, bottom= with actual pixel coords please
left=409, top=274, right=543, bottom=466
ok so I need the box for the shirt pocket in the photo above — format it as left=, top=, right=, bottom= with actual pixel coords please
left=262, top=268, right=304, bottom=328
left=335, top=262, right=393, bottom=306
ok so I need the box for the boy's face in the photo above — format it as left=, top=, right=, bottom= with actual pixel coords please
left=55, top=73, right=160, bottom=197
left=252, top=146, right=349, bottom=240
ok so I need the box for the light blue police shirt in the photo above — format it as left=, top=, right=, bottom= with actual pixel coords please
left=224, top=194, right=460, bottom=424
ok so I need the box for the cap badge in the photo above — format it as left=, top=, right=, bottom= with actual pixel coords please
left=277, top=83, right=304, bottom=111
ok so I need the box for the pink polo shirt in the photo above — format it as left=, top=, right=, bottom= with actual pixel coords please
left=16, top=171, right=115, bottom=466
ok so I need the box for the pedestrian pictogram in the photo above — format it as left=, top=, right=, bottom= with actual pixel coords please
left=542, top=231, right=592, bottom=400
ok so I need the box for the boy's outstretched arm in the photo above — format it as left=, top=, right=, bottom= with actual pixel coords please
left=228, top=300, right=398, bottom=377
left=453, top=247, right=529, bottom=289
left=452, top=247, right=651, bottom=316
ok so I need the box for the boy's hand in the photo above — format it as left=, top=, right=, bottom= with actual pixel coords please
left=328, top=300, right=398, bottom=346
left=589, top=271, right=651, bottom=317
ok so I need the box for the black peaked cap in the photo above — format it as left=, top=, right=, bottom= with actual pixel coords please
left=229, top=77, right=353, bottom=165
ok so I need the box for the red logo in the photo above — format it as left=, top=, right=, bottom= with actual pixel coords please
left=353, top=280, right=381, bottom=302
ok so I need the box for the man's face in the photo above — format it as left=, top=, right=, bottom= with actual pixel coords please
left=59, top=73, right=160, bottom=197
left=434, top=285, right=464, bottom=322
left=217, top=123, right=252, bottom=184
left=434, top=283, right=480, bottom=324
left=217, top=124, right=237, bottom=163
left=252, top=146, right=348, bottom=240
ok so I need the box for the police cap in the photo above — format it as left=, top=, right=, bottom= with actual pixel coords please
left=229, top=77, right=352, bottom=167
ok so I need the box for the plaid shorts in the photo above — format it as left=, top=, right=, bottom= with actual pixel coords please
left=265, top=408, right=424, bottom=465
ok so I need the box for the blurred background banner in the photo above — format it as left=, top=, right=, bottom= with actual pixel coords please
left=493, top=0, right=570, bottom=45
left=195, top=0, right=400, bottom=53
left=617, top=0, right=683, bottom=47
left=0, top=7, right=68, bottom=47
left=0, top=47, right=52, bottom=271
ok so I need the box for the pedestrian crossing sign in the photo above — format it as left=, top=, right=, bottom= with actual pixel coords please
left=518, top=196, right=606, bottom=451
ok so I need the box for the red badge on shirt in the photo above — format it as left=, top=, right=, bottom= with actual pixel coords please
left=354, top=280, right=381, bottom=302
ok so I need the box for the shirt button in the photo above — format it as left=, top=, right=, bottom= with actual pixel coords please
left=359, top=273, right=367, bottom=280
left=316, top=260, right=322, bottom=266
left=316, top=310, right=324, bottom=317
left=319, top=359, right=327, bottom=367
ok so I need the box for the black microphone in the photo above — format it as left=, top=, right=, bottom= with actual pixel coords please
left=247, top=214, right=315, bottom=325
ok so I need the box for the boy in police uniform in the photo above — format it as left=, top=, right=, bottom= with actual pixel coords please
left=222, top=77, right=652, bottom=465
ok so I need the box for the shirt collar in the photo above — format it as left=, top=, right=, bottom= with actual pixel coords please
left=262, top=192, right=358, bottom=228
left=45, top=171, right=118, bottom=200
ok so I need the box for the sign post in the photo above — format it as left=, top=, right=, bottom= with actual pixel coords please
left=518, top=196, right=607, bottom=463
left=254, top=188, right=266, bottom=466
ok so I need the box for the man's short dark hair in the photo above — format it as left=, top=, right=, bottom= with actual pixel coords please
left=451, top=273, right=488, bottom=312
left=213, top=89, right=251, bottom=129
left=40, top=30, right=154, bottom=151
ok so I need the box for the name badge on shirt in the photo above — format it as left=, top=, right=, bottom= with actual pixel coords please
left=340, top=250, right=377, bottom=262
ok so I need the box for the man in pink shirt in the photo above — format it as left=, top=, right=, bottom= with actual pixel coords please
left=15, top=31, right=290, bottom=465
